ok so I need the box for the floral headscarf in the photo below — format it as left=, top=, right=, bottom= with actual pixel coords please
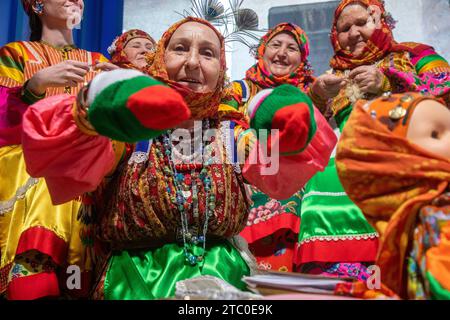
left=336, top=92, right=450, bottom=297
left=330, top=0, right=397, bottom=70
left=108, top=29, right=156, bottom=70
left=245, top=22, right=314, bottom=91
left=146, top=17, right=228, bottom=120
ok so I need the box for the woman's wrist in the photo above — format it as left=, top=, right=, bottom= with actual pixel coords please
left=21, top=79, right=46, bottom=104
left=73, top=85, right=98, bottom=136
left=26, top=74, right=47, bottom=97
left=308, top=86, right=330, bottom=114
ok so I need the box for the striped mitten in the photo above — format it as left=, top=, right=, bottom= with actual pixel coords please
left=86, top=69, right=191, bottom=142
left=248, top=84, right=317, bottom=155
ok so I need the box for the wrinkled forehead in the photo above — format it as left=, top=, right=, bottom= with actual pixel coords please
left=125, top=37, right=154, bottom=47
left=267, top=31, right=298, bottom=45
left=168, top=21, right=222, bottom=49
left=337, top=3, right=368, bottom=25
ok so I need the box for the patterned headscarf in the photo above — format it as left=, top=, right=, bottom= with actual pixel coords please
left=245, top=23, right=314, bottom=91
left=108, top=29, right=156, bottom=70
left=147, top=17, right=228, bottom=120
left=336, top=93, right=450, bottom=297
left=330, top=0, right=396, bottom=70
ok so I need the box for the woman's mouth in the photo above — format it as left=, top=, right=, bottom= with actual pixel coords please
left=179, top=78, right=202, bottom=85
left=272, top=60, right=289, bottom=67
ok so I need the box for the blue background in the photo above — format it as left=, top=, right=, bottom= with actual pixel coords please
left=0, top=0, right=124, bottom=58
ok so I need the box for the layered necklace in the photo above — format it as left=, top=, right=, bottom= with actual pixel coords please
left=154, top=119, right=217, bottom=266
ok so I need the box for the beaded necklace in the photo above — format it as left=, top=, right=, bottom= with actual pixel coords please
left=154, top=119, right=217, bottom=266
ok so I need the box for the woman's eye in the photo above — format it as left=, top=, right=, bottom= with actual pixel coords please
left=201, top=49, right=214, bottom=57
left=174, top=45, right=185, bottom=51
left=431, top=130, right=440, bottom=139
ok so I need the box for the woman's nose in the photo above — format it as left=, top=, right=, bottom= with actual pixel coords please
left=348, top=25, right=361, bottom=39
left=185, top=50, right=200, bottom=69
left=276, top=46, right=288, bottom=58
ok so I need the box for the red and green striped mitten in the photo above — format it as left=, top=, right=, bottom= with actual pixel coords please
left=247, top=84, right=317, bottom=155
left=86, top=69, right=191, bottom=142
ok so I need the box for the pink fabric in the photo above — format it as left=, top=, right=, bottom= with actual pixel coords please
left=0, top=86, right=29, bottom=147
left=243, top=107, right=337, bottom=200
left=383, top=67, right=450, bottom=97
left=409, top=48, right=436, bottom=66
left=22, top=94, right=115, bottom=205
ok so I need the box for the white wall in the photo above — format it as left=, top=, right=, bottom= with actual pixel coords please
left=123, top=0, right=450, bottom=80
left=123, top=0, right=191, bottom=40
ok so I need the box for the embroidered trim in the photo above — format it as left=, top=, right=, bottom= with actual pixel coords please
left=302, top=191, right=347, bottom=200
left=128, top=151, right=149, bottom=164
left=300, top=232, right=379, bottom=244
left=0, top=177, right=39, bottom=216
left=128, top=140, right=153, bottom=165
left=0, top=263, right=13, bottom=295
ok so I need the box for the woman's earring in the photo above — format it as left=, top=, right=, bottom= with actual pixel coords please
left=33, top=0, right=44, bottom=15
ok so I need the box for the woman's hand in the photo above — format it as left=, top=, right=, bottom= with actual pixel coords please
left=93, top=60, right=120, bottom=72
left=312, top=74, right=348, bottom=100
left=349, top=65, right=384, bottom=95
left=27, top=60, right=90, bottom=95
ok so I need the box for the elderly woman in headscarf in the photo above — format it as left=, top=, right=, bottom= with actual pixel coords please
left=336, top=92, right=450, bottom=299
left=19, top=17, right=335, bottom=299
left=108, top=29, right=156, bottom=70
left=0, top=0, right=117, bottom=300
left=295, top=0, right=450, bottom=280
left=222, top=23, right=323, bottom=272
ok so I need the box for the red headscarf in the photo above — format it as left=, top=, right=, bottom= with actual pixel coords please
left=246, top=22, right=314, bottom=91
left=330, top=0, right=396, bottom=70
left=108, top=29, right=156, bottom=70
left=147, top=17, right=228, bottom=120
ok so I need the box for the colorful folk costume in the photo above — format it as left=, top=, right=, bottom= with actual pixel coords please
left=20, top=17, right=336, bottom=299
left=295, top=0, right=450, bottom=280
left=336, top=93, right=450, bottom=299
left=0, top=1, right=108, bottom=299
left=225, top=23, right=317, bottom=272
left=108, top=29, right=156, bottom=70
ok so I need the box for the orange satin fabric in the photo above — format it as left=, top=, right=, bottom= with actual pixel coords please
left=336, top=94, right=450, bottom=296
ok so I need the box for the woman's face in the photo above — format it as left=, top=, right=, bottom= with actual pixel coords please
left=41, top=0, right=84, bottom=27
left=407, top=100, right=450, bottom=159
left=164, top=22, right=222, bottom=93
left=263, top=32, right=302, bottom=77
left=123, top=38, right=155, bottom=69
left=336, top=4, right=376, bottom=57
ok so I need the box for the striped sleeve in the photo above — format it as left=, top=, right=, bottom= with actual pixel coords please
left=411, top=48, right=450, bottom=74
left=0, top=42, right=26, bottom=87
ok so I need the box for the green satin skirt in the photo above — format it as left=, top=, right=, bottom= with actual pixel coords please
left=103, top=241, right=250, bottom=300
left=298, top=107, right=377, bottom=243
left=298, top=157, right=377, bottom=242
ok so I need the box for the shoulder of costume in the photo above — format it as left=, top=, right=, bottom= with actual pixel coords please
left=395, top=42, right=435, bottom=57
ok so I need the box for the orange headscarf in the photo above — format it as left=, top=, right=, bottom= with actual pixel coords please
left=245, top=22, right=315, bottom=91
left=336, top=92, right=450, bottom=297
left=146, top=17, right=229, bottom=120
left=330, top=0, right=396, bottom=70
left=109, top=29, right=156, bottom=70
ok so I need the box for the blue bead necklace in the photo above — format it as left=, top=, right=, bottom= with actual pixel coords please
left=156, top=119, right=217, bottom=266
